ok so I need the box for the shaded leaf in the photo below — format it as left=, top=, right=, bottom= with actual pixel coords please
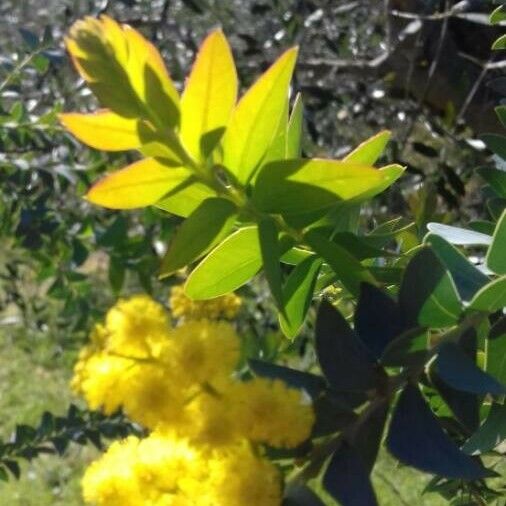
left=387, top=384, right=492, bottom=479
left=398, top=247, right=461, bottom=328
left=160, top=198, right=237, bottom=277
left=477, top=167, right=506, bottom=199
left=462, top=403, right=506, bottom=455
left=434, top=342, right=505, bottom=396
left=279, top=255, right=322, bottom=338
left=425, top=233, right=489, bottom=301
left=323, top=443, right=378, bottom=506
left=468, top=276, right=506, bottom=313
left=286, top=93, right=303, bottom=158
left=355, top=283, right=403, bottom=358
left=486, top=210, right=506, bottom=274
left=315, top=301, right=377, bottom=391
left=305, top=229, right=376, bottom=297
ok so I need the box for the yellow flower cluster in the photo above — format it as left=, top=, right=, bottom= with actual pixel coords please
left=169, top=285, right=242, bottom=320
left=74, top=294, right=314, bottom=506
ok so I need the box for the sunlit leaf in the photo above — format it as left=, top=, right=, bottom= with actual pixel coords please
left=66, top=15, right=179, bottom=128
left=426, top=222, right=492, bottom=246
left=343, top=130, right=391, bottom=165
left=223, top=47, right=298, bottom=183
left=156, top=179, right=217, bottom=217
left=180, top=30, right=237, bottom=162
left=59, top=110, right=141, bottom=151
left=254, top=159, right=403, bottom=215
left=185, top=226, right=261, bottom=299
left=86, top=158, right=191, bottom=209
left=286, top=93, right=303, bottom=158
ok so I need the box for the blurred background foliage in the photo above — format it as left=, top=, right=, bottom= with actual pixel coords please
left=0, top=0, right=504, bottom=504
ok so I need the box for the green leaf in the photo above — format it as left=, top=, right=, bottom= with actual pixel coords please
left=253, top=159, right=403, bottom=215
left=279, top=255, right=322, bottom=338
left=487, top=317, right=506, bottom=385
left=305, top=229, right=376, bottom=296
left=262, top=98, right=288, bottom=165
left=462, top=403, right=506, bottom=455
left=332, top=232, right=397, bottom=260
left=486, top=210, right=506, bottom=274
left=223, top=47, right=298, bottom=184
left=160, top=198, right=237, bottom=277
left=480, top=133, right=506, bottom=159
left=424, top=233, right=489, bottom=301
left=286, top=93, right=303, bottom=158
left=343, top=130, right=391, bottom=165
left=399, top=247, right=462, bottom=327
left=496, top=105, right=506, bottom=129
left=477, top=167, right=506, bottom=198
left=108, top=257, right=125, bottom=294
left=156, top=177, right=217, bottom=217
left=490, top=5, right=506, bottom=24
left=469, top=276, right=506, bottom=313
left=185, top=226, right=261, bottom=299
left=258, top=218, right=285, bottom=310
left=492, top=34, right=506, bottom=50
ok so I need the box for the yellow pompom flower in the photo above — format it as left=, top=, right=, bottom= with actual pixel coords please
left=82, top=436, right=144, bottom=506
left=169, top=285, right=241, bottom=321
left=206, top=442, right=282, bottom=506
left=121, top=363, right=188, bottom=430
left=105, top=295, right=170, bottom=358
left=232, top=378, right=315, bottom=448
left=166, top=320, right=240, bottom=386
left=76, top=352, right=133, bottom=415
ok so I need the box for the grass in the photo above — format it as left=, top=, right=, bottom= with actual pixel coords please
left=0, top=328, right=446, bottom=506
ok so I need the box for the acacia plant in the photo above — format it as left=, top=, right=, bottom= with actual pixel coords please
left=50, top=14, right=506, bottom=506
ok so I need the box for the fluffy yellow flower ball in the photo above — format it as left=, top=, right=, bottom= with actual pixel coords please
left=105, top=295, right=169, bottom=357
left=232, top=378, right=315, bottom=448
left=166, top=320, right=240, bottom=386
left=205, top=441, right=282, bottom=506
left=169, top=285, right=241, bottom=321
left=82, top=434, right=204, bottom=506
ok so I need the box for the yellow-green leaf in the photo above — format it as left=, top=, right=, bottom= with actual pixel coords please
left=59, top=110, right=141, bottom=151
left=223, top=47, right=298, bottom=184
left=66, top=16, right=179, bottom=128
left=156, top=179, right=217, bottom=217
left=286, top=93, right=303, bottom=158
left=87, top=158, right=192, bottom=209
left=344, top=130, right=391, bottom=165
left=180, top=30, right=237, bottom=162
left=185, top=226, right=261, bottom=299
left=253, top=159, right=403, bottom=215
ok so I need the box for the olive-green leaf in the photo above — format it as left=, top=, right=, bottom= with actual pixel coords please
left=304, top=229, right=376, bottom=296
left=258, top=218, right=285, bottom=310
left=160, top=198, right=237, bottom=278
left=185, top=226, right=261, bottom=299
left=486, top=210, right=506, bottom=274
left=279, top=255, right=322, bottom=339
